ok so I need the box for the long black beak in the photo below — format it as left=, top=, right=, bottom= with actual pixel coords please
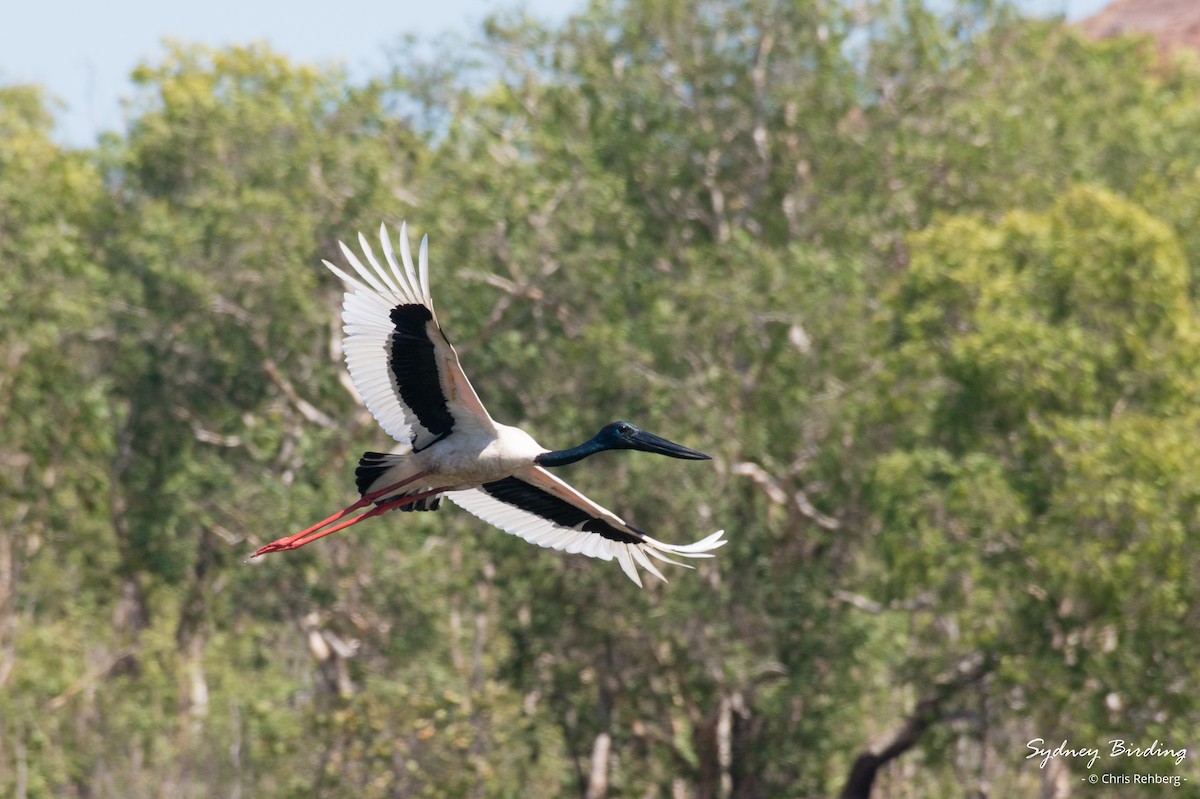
left=628, top=429, right=711, bottom=460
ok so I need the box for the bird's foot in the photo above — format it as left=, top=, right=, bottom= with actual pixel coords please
left=252, top=540, right=290, bottom=556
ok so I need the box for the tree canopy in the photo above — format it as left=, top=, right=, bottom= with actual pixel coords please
left=2, top=2, right=1198, bottom=797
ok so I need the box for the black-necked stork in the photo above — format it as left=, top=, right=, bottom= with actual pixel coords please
left=253, top=224, right=725, bottom=585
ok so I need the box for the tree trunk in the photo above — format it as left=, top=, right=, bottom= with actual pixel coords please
left=585, top=731, right=611, bottom=799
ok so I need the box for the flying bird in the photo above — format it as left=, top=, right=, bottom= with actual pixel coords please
left=253, top=224, right=725, bottom=585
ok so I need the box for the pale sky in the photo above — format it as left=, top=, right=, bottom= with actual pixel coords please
left=3, top=0, right=1113, bottom=148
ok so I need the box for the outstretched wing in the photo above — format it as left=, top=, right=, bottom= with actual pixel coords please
left=325, top=223, right=495, bottom=451
left=445, top=465, right=726, bottom=587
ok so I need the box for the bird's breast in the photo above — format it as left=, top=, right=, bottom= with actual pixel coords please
left=424, top=427, right=544, bottom=488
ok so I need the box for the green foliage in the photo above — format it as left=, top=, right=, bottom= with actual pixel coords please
left=4, top=2, right=1200, bottom=797
left=862, top=185, right=1200, bottom=789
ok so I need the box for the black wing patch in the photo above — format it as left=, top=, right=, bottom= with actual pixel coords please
left=480, top=477, right=645, bottom=545
left=389, top=304, right=455, bottom=444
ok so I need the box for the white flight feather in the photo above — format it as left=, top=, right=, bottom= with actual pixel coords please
left=324, top=225, right=460, bottom=447
left=444, top=483, right=726, bottom=586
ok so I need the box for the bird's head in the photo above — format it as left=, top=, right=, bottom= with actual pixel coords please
left=595, top=421, right=711, bottom=460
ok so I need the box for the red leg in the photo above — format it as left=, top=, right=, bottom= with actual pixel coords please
left=252, top=473, right=431, bottom=557
left=253, top=487, right=448, bottom=556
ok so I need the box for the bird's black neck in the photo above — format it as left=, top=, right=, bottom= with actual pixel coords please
left=535, top=437, right=607, bottom=468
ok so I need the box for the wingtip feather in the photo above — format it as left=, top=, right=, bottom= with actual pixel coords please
left=630, top=545, right=668, bottom=584
left=616, top=546, right=644, bottom=587
left=397, top=222, right=422, bottom=300
left=380, top=223, right=420, bottom=304
left=418, top=234, right=432, bottom=305
left=360, top=230, right=407, bottom=297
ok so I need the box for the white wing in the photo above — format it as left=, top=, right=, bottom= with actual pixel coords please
left=325, top=223, right=495, bottom=450
left=445, top=465, right=726, bottom=587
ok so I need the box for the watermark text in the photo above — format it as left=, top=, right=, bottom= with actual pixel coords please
left=1026, top=738, right=1187, bottom=771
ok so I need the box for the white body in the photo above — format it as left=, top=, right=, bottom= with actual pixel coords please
left=371, top=423, right=546, bottom=497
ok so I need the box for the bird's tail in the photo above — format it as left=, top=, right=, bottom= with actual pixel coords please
left=356, top=452, right=442, bottom=512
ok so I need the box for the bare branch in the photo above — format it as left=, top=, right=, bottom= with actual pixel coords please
left=262, top=358, right=338, bottom=429
left=833, top=590, right=935, bottom=614
left=839, top=652, right=993, bottom=799
left=732, top=461, right=841, bottom=529
left=731, top=461, right=789, bottom=506
left=45, top=649, right=139, bottom=712
left=191, top=425, right=243, bottom=448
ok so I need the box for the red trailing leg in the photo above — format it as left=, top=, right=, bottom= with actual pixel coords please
left=253, top=473, right=437, bottom=557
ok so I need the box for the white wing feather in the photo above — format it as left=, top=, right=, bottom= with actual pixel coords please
left=445, top=465, right=726, bottom=587
left=325, top=224, right=494, bottom=447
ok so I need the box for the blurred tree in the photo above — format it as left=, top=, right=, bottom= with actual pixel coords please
left=381, top=2, right=1200, bottom=796
left=4, top=0, right=1200, bottom=796
left=107, top=41, right=416, bottom=602
left=0, top=84, right=116, bottom=799
left=389, top=4, right=885, bottom=794
left=848, top=185, right=1200, bottom=795
left=96, top=41, right=506, bottom=797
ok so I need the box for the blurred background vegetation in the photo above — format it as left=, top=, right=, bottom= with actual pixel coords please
left=2, top=0, right=1198, bottom=796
